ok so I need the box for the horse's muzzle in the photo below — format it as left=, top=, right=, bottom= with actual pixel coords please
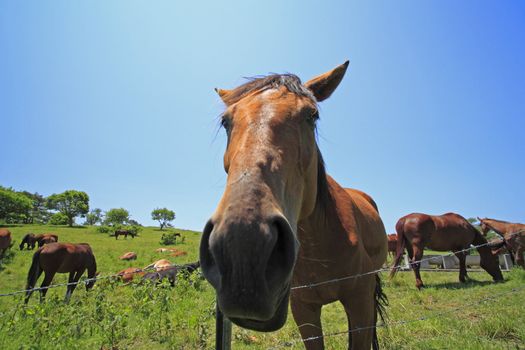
left=200, top=215, right=297, bottom=329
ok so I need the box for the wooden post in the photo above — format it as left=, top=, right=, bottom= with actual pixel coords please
left=216, top=301, right=232, bottom=350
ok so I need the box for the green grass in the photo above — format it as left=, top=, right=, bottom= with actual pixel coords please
left=0, top=225, right=524, bottom=349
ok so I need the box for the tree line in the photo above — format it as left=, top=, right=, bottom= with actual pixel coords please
left=0, top=186, right=176, bottom=230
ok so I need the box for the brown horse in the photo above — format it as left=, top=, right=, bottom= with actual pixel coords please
left=20, top=233, right=58, bottom=250
left=478, top=217, right=525, bottom=268
left=200, top=61, right=388, bottom=349
left=0, top=229, right=12, bottom=258
left=387, top=234, right=398, bottom=258
left=119, top=252, right=137, bottom=260
left=391, top=213, right=503, bottom=289
left=115, top=229, right=135, bottom=239
left=25, top=242, right=97, bottom=303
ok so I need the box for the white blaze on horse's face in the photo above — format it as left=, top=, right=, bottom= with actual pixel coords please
left=200, top=61, right=349, bottom=332
left=220, top=87, right=320, bottom=233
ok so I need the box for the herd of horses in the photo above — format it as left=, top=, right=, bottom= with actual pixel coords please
left=198, top=61, right=525, bottom=349
left=0, top=229, right=199, bottom=304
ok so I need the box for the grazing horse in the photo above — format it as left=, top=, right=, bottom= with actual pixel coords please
left=25, top=243, right=97, bottom=303
left=38, top=234, right=58, bottom=247
left=20, top=233, right=59, bottom=250
left=0, top=229, right=12, bottom=258
left=478, top=217, right=525, bottom=268
left=200, top=61, right=388, bottom=349
left=115, top=229, right=135, bottom=239
left=391, top=213, right=503, bottom=289
left=387, top=234, right=398, bottom=258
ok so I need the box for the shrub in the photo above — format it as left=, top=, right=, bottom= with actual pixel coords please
left=160, top=232, right=181, bottom=245
left=49, top=212, right=69, bottom=225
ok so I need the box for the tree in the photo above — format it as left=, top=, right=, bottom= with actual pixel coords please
left=104, top=208, right=130, bottom=226
left=49, top=212, right=69, bottom=225
left=0, top=187, right=33, bottom=223
left=84, top=208, right=103, bottom=226
left=151, top=208, right=176, bottom=230
left=47, top=190, right=89, bottom=227
left=20, top=191, right=52, bottom=224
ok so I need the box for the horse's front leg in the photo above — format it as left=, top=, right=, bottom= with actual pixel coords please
left=340, top=282, right=376, bottom=350
left=39, top=271, right=56, bottom=303
left=290, top=296, right=324, bottom=350
left=65, top=269, right=85, bottom=302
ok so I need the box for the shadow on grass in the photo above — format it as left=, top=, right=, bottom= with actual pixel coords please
left=427, top=278, right=498, bottom=290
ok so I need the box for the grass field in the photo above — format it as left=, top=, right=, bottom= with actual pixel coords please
left=0, top=225, right=524, bottom=349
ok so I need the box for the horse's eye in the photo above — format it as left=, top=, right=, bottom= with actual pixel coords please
left=221, top=116, right=232, bottom=132
left=307, top=111, right=319, bottom=127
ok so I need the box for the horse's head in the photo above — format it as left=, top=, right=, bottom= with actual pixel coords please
left=19, top=233, right=32, bottom=250
left=477, top=217, right=491, bottom=236
left=86, top=271, right=100, bottom=291
left=200, top=61, right=349, bottom=331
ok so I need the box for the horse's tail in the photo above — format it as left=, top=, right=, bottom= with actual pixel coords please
left=390, top=219, right=407, bottom=279
left=372, top=273, right=388, bottom=350
left=26, top=249, right=42, bottom=290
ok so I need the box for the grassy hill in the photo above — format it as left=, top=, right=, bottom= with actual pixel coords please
left=0, top=225, right=524, bottom=349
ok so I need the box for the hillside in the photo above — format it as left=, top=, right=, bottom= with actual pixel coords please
left=0, top=225, right=524, bottom=349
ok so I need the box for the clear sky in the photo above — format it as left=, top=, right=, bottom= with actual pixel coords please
left=1, top=1, right=524, bottom=232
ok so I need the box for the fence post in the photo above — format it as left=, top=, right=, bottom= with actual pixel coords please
left=216, top=301, right=232, bottom=350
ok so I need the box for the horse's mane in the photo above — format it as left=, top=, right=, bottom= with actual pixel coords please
left=221, top=74, right=316, bottom=106
left=315, top=146, right=331, bottom=212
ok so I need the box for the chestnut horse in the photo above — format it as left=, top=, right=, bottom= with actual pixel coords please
left=200, top=62, right=388, bottom=349
left=20, top=233, right=58, bottom=250
left=478, top=217, right=525, bottom=268
left=387, top=234, right=398, bottom=258
left=0, top=229, right=12, bottom=258
left=391, top=213, right=503, bottom=289
left=25, top=243, right=97, bottom=303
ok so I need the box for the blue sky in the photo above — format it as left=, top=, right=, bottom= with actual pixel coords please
left=1, top=1, right=524, bottom=232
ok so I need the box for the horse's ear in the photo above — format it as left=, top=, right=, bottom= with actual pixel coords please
left=304, top=60, right=349, bottom=102
left=477, top=217, right=482, bottom=222
left=215, top=88, right=233, bottom=105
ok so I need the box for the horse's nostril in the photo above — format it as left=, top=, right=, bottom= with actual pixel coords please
left=265, top=216, right=296, bottom=287
left=199, top=220, right=221, bottom=289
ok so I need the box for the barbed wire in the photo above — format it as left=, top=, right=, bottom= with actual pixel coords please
left=269, top=284, right=525, bottom=349
left=290, top=229, right=524, bottom=290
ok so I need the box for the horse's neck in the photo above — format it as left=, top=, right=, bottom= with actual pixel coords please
left=87, top=259, right=97, bottom=277
left=486, top=220, right=513, bottom=235
left=296, top=178, right=348, bottom=260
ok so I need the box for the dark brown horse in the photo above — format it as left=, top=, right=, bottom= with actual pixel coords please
left=391, top=213, right=503, bottom=289
left=25, top=242, right=97, bottom=303
left=20, top=233, right=58, bottom=250
left=200, top=62, right=388, bottom=349
left=0, top=229, right=12, bottom=258
left=115, top=229, right=135, bottom=239
left=478, top=217, right=525, bottom=268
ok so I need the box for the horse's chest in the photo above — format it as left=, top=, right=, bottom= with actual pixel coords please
left=292, top=260, right=343, bottom=304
